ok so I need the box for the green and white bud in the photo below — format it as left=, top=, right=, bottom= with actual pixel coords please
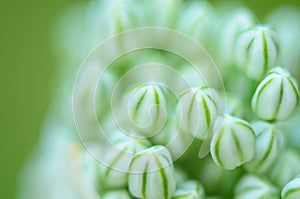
left=211, top=115, right=256, bottom=170
left=244, top=121, right=279, bottom=173
left=100, top=132, right=151, bottom=188
left=102, top=190, right=133, bottom=199
left=234, top=174, right=279, bottom=199
left=251, top=67, right=299, bottom=121
left=214, top=8, right=256, bottom=73
left=128, top=145, right=175, bottom=199
left=126, top=83, right=169, bottom=137
left=172, top=180, right=205, bottom=199
left=281, top=176, right=300, bottom=199
left=268, top=149, right=300, bottom=187
left=235, top=25, right=279, bottom=80
left=177, top=87, right=219, bottom=139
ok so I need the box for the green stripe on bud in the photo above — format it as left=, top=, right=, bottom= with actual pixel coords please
left=251, top=67, right=300, bottom=121
left=244, top=121, right=279, bottom=173
left=211, top=115, right=256, bottom=170
left=281, top=176, right=300, bottom=199
left=172, top=180, right=205, bottom=199
left=177, top=87, right=219, bottom=139
left=100, top=132, right=151, bottom=188
left=235, top=25, right=279, bottom=80
left=128, top=145, right=175, bottom=199
left=127, top=83, right=169, bottom=137
left=234, top=174, right=279, bottom=199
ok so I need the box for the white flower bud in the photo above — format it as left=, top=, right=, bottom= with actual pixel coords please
left=281, top=176, right=300, bottom=199
left=177, top=87, right=219, bottom=139
left=100, top=132, right=150, bottom=188
left=268, top=149, right=300, bottom=187
left=211, top=115, right=256, bottom=170
left=102, top=190, right=133, bottom=199
left=172, top=180, right=205, bottom=199
left=251, top=67, right=300, bottom=121
left=125, top=83, right=169, bottom=137
left=128, top=145, right=175, bottom=199
left=234, top=174, right=279, bottom=199
left=244, top=121, right=279, bottom=173
left=235, top=25, right=279, bottom=80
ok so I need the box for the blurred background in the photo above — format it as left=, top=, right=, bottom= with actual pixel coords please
left=0, top=0, right=299, bottom=198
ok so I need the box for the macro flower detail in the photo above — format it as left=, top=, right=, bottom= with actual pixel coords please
left=128, top=145, right=175, bottom=199
left=211, top=114, right=256, bottom=170
left=102, top=189, right=133, bottom=199
left=100, top=132, right=151, bottom=188
left=251, top=67, right=300, bottom=121
left=235, top=25, right=279, bottom=80
left=172, top=180, right=205, bottom=199
left=281, top=176, right=300, bottom=199
left=177, top=86, right=218, bottom=140
left=234, top=174, right=279, bottom=199
left=244, top=121, right=279, bottom=173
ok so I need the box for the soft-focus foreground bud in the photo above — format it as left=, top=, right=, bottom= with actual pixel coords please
left=126, top=83, right=169, bottom=137
left=268, top=148, right=300, bottom=187
left=128, top=145, right=175, bottom=199
left=172, top=180, right=205, bottom=199
left=234, top=174, right=279, bottom=199
left=211, top=115, right=256, bottom=170
left=235, top=25, right=279, bottom=80
left=100, top=132, right=151, bottom=188
left=244, top=121, right=279, bottom=173
left=281, top=176, right=300, bottom=199
left=102, top=190, right=133, bottom=199
left=177, top=86, right=219, bottom=139
left=251, top=67, right=299, bottom=121
left=214, top=8, right=256, bottom=72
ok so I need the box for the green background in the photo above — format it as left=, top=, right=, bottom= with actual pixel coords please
left=0, top=0, right=299, bottom=198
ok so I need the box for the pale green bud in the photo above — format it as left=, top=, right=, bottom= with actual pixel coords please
left=177, top=87, right=219, bottom=139
left=100, top=132, right=151, bottom=188
left=102, top=190, right=133, bottom=199
left=281, top=176, right=300, bottom=199
left=172, top=180, right=205, bottom=199
left=268, top=149, right=300, bottom=187
left=234, top=174, right=279, bottom=199
left=211, top=115, right=255, bottom=170
left=244, top=121, right=279, bottom=173
left=251, top=67, right=299, bottom=121
left=128, top=145, right=175, bottom=199
left=235, top=25, right=279, bottom=80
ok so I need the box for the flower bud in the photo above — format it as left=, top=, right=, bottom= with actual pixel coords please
left=268, top=149, right=300, bottom=187
left=244, top=121, right=279, bottom=173
left=177, top=87, right=219, bottom=139
left=128, top=145, right=175, bottom=199
left=172, top=180, right=205, bottom=199
left=100, top=132, right=151, bottom=188
left=211, top=115, right=256, bottom=170
left=235, top=25, right=279, bottom=80
left=126, top=83, right=169, bottom=137
left=251, top=67, right=299, bottom=121
left=281, top=176, right=300, bottom=199
left=234, top=174, right=279, bottom=199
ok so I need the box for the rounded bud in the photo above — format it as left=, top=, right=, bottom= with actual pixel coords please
left=281, top=176, right=300, bottom=199
left=177, top=86, right=219, bottom=139
left=172, top=180, right=205, bottom=199
left=100, top=132, right=151, bottom=188
left=128, top=145, right=175, bottom=199
left=234, top=174, right=279, bottom=199
left=211, top=115, right=256, bottom=170
left=251, top=67, right=299, bottom=121
left=126, top=83, right=169, bottom=137
left=235, top=25, right=279, bottom=80
left=244, top=121, right=279, bottom=173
